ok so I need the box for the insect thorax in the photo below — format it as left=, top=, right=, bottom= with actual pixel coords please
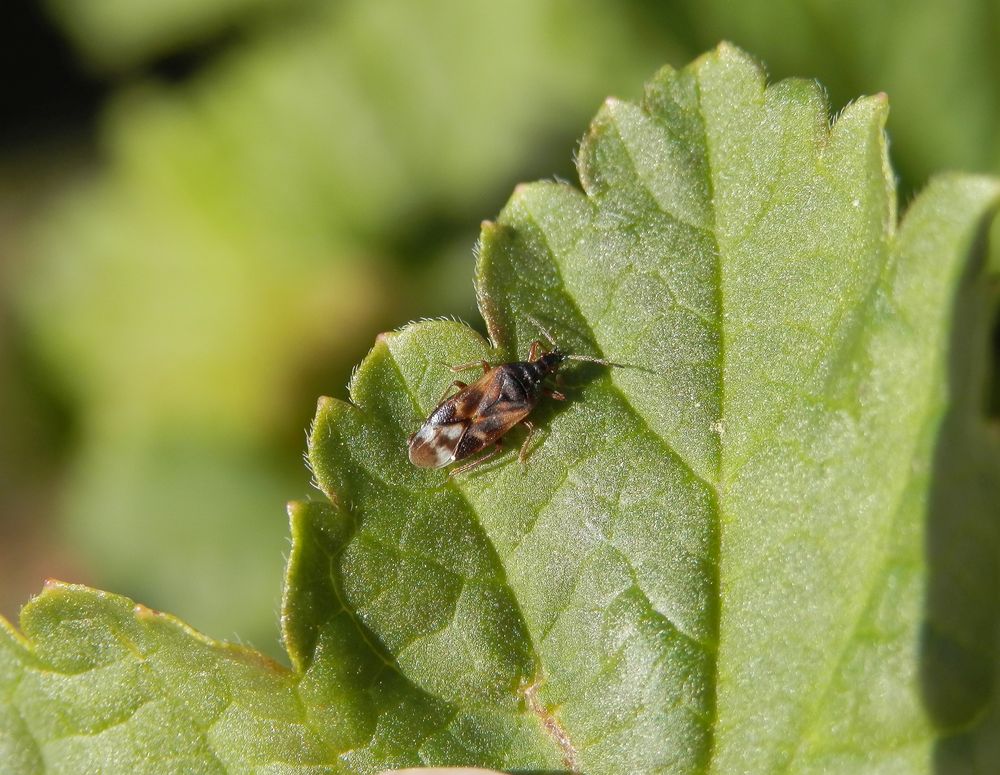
left=500, top=356, right=560, bottom=398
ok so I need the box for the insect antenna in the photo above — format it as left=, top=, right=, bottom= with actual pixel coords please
left=526, top=313, right=631, bottom=368
left=564, top=353, right=627, bottom=368
left=525, top=313, right=558, bottom=349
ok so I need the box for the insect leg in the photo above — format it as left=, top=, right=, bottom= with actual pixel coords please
left=543, top=388, right=566, bottom=401
left=527, top=340, right=544, bottom=361
left=448, top=359, right=491, bottom=375
left=448, top=441, right=502, bottom=478
left=437, top=380, right=467, bottom=403
left=518, top=421, right=536, bottom=466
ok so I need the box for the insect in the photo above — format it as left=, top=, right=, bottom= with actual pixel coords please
left=407, top=319, right=622, bottom=477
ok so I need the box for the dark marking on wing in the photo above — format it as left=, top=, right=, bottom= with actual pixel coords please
left=473, top=367, right=533, bottom=418
left=455, top=407, right=529, bottom=459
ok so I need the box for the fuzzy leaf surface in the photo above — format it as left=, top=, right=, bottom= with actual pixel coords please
left=305, top=45, right=1000, bottom=773
left=4, top=45, right=1000, bottom=774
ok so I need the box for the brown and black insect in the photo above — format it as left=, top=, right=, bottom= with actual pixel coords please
left=408, top=319, right=621, bottom=477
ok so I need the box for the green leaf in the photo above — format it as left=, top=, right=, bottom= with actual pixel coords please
left=4, top=44, right=1000, bottom=773
left=0, top=582, right=327, bottom=773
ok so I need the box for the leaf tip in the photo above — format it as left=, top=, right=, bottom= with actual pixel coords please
left=133, top=602, right=165, bottom=620
left=512, top=181, right=533, bottom=199
left=715, top=39, right=738, bottom=57
left=712, top=39, right=758, bottom=69
left=286, top=499, right=311, bottom=527
left=840, top=91, right=891, bottom=124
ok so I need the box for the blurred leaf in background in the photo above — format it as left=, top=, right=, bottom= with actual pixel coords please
left=0, top=17, right=101, bottom=637
left=45, top=0, right=288, bottom=69
left=7, top=0, right=671, bottom=654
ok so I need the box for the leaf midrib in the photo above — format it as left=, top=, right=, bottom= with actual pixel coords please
left=511, top=197, right=719, bottom=646
left=380, top=334, right=718, bottom=767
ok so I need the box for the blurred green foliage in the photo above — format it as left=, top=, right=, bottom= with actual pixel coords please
left=9, top=0, right=669, bottom=653
left=2, top=0, right=998, bottom=654
left=46, top=0, right=290, bottom=69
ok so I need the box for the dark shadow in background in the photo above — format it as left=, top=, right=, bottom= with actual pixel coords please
left=923, top=218, right=1000, bottom=771
left=0, top=4, right=107, bottom=144
left=0, top=4, right=107, bottom=622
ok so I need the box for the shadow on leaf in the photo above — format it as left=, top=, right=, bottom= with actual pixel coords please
left=924, top=215, right=1000, bottom=770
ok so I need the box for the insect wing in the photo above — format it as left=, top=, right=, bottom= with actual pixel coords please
left=451, top=366, right=534, bottom=460
left=407, top=382, right=480, bottom=469
left=408, top=366, right=533, bottom=470
left=472, top=366, right=533, bottom=422
left=408, top=416, right=468, bottom=468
